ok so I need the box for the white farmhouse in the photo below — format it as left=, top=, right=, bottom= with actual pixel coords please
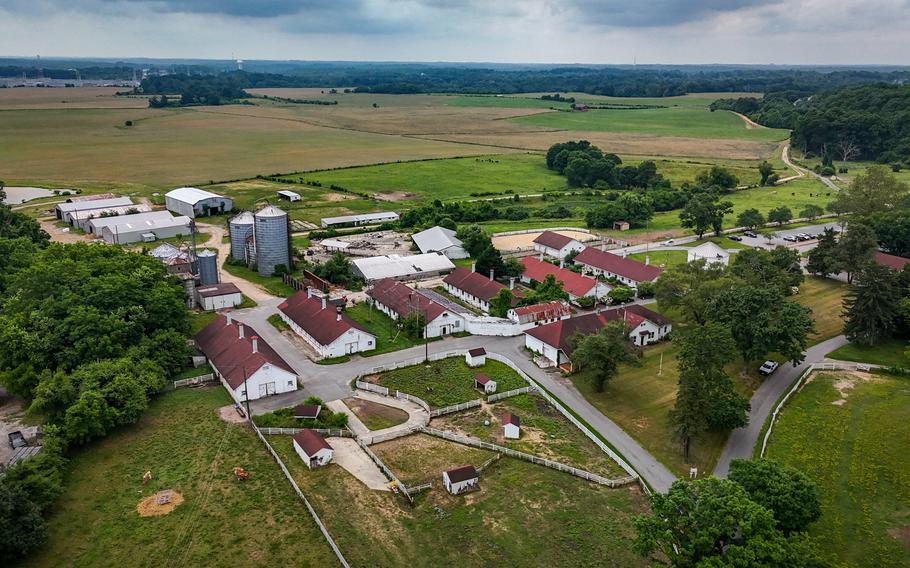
left=442, top=465, right=479, bottom=495
left=687, top=242, right=730, bottom=266
left=502, top=413, right=521, bottom=440
left=278, top=290, right=376, bottom=358
left=165, top=187, right=233, bottom=218
left=194, top=314, right=298, bottom=403
left=532, top=230, right=586, bottom=259
left=293, top=429, right=333, bottom=469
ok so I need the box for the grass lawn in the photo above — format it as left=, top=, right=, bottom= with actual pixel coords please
left=344, top=301, right=430, bottom=356
left=270, top=432, right=649, bottom=567
left=342, top=397, right=409, bottom=430
left=188, top=310, right=219, bottom=335
left=827, top=339, right=910, bottom=368
left=431, top=393, right=627, bottom=478
left=374, top=358, right=527, bottom=408
left=237, top=294, right=258, bottom=309
left=628, top=249, right=687, bottom=268
left=28, top=388, right=336, bottom=567
left=764, top=372, right=910, bottom=568
left=512, top=107, right=790, bottom=142
left=221, top=260, right=295, bottom=297
left=267, top=313, right=291, bottom=332
left=792, top=276, right=847, bottom=345
left=170, top=365, right=213, bottom=381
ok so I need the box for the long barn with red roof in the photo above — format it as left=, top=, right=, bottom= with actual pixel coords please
left=521, top=256, right=611, bottom=303
left=278, top=290, right=377, bottom=359
left=574, top=247, right=662, bottom=288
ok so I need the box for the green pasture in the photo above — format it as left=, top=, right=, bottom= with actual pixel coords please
left=828, top=340, right=910, bottom=367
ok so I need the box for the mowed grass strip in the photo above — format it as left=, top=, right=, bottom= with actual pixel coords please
left=29, top=387, right=336, bottom=568
left=764, top=372, right=910, bottom=568
left=828, top=339, right=910, bottom=368
left=792, top=276, right=847, bottom=344
left=271, top=433, right=649, bottom=567
left=375, top=357, right=527, bottom=408
left=342, top=397, right=409, bottom=431
left=511, top=107, right=790, bottom=141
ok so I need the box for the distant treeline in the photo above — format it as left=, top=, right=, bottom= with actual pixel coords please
left=0, top=65, right=135, bottom=80
left=712, top=84, right=910, bottom=164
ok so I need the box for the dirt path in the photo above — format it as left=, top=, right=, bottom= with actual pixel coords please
left=732, top=111, right=765, bottom=129
left=196, top=222, right=276, bottom=302
left=39, top=218, right=89, bottom=244
left=326, top=437, right=390, bottom=491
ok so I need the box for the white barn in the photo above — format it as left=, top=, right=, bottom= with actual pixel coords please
left=55, top=196, right=133, bottom=224
left=320, top=211, right=399, bottom=228
left=502, top=414, right=521, bottom=439
left=194, top=314, right=298, bottom=403
left=100, top=214, right=192, bottom=244
left=366, top=278, right=466, bottom=338
left=411, top=226, right=469, bottom=259
left=442, top=465, right=479, bottom=495
left=293, top=429, right=333, bottom=469
left=352, top=253, right=455, bottom=282
left=69, top=203, right=151, bottom=231
left=165, top=187, right=233, bottom=218
left=532, top=231, right=586, bottom=259
left=196, top=282, right=244, bottom=311
left=687, top=242, right=730, bottom=266
left=278, top=290, right=377, bottom=359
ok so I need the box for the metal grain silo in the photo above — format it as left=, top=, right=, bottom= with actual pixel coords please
left=228, top=211, right=255, bottom=261
left=197, top=249, right=219, bottom=285
left=254, top=205, right=289, bottom=277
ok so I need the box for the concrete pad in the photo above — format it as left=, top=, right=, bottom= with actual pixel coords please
left=327, top=437, right=390, bottom=491
left=327, top=399, right=369, bottom=437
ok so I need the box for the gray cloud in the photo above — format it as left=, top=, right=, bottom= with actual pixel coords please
left=566, top=0, right=781, bottom=27
left=115, top=0, right=349, bottom=18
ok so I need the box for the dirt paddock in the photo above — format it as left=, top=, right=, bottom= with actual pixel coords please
left=491, top=229, right=595, bottom=251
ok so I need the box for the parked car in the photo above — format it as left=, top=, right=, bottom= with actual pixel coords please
left=728, top=235, right=743, bottom=242
left=662, top=239, right=675, bottom=246
left=782, top=235, right=798, bottom=242
left=8, top=431, right=27, bottom=449
left=758, top=360, right=779, bottom=376
left=743, top=231, right=757, bottom=238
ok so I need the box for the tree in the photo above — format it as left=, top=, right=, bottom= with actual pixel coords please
left=670, top=323, right=747, bottom=462
left=837, top=222, right=877, bottom=284
left=0, top=484, right=47, bottom=563
left=767, top=206, right=792, bottom=226
left=313, top=252, right=353, bottom=285
left=679, top=193, right=733, bottom=238
left=696, top=166, right=740, bottom=191
left=708, top=286, right=815, bottom=372
left=455, top=224, right=491, bottom=257
left=654, top=260, right=733, bottom=325
left=617, top=192, right=654, bottom=227
left=736, top=208, right=765, bottom=229
left=570, top=322, right=640, bottom=392
left=805, top=228, right=841, bottom=277
left=728, top=458, right=822, bottom=535
left=843, top=262, right=900, bottom=346
left=522, top=273, right=569, bottom=305
left=474, top=244, right=506, bottom=279
left=835, top=137, right=860, bottom=163
left=607, top=285, right=635, bottom=304
left=437, top=216, right=456, bottom=231
left=730, top=247, right=803, bottom=294
left=759, top=161, right=775, bottom=185
left=634, top=477, right=828, bottom=568
left=799, top=204, right=824, bottom=220
left=0, top=190, right=50, bottom=246
left=830, top=166, right=910, bottom=216
left=489, top=288, right=514, bottom=318
left=866, top=210, right=910, bottom=257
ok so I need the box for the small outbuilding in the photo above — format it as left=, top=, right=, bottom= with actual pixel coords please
left=277, top=190, right=301, bottom=202
left=466, top=347, right=487, bottom=367
left=293, top=404, right=322, bottom=420
left=442, top=465, right=479, bottom=495
left=502, top=413, right=521, bottom=440
left=612, top=221, right=630, bottom=231
left=293, top=429, right=333, bottom=469
left=195, top=282, right=243, bottom=311
left=474, top=373, right=497, bottom=394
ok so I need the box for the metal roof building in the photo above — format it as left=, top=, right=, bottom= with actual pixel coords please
left=100, top=214, right=192, bottom=245
left=165, top=187, right=233, bottom=218
left=320, top=211, right=399, bottom=228
left=254, top=205, right=290, bottom=277
left=411, top=226, right=469, bottom=259
left=87, top=210, right=176, bottom=235
left=352, top=253, right=454, bottom=282
left=55, top=197, right=133, bottom=223
left=70, top=203, right=152, bottom=232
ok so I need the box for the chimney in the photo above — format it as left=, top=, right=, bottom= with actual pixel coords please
left=471, top=262, right=476, bottom=273
left=307, top=287, right=313, bottom=299
left=225, top=311, right=233, bottom=325
left=509, top=277, right=515, bottom=290
left=539, top=252, right=544, bottom=261
left=559, top=260, right=565, bottom=269
left=251, top=336, right=259, bottom=353
left=322, top=296, right=327, bottom=310
left=238, top=323, right=245, bottom=339
left=489, top=269, right=495, bottom=281
left=645, top=255, right=650, bottom=266
left=336, top=306, right=342, bottom=322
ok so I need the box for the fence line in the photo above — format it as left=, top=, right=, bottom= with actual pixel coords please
left=257, top=427, right=352, bottom=437
left=478, top=453, right=501, bottom=472
left=173, top=373, right=215, bottom=389
left=355, top=438, right=414, bottom=503
left=430, top=400, right=481, bottom=418
left=759, top=361, right=873, bottom=458
left=422, top=427, right=636, bottom=488
left=251, top=424, right=350, bottom=568
left=395, top=391, right=431, bottom=413
left=486, top=385, right=536, bottom=403
left=405, top=482, right=432, bottom=494
left=354, top=380, right=389, bottom=396
left=360, top=424, right=421, bottom=446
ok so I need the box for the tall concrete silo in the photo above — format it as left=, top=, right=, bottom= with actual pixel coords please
left=197, top=249, right=219, bottom=285
left=228, top=211, right=255, bottom=261
left=254, top=205, right=289, bottom=277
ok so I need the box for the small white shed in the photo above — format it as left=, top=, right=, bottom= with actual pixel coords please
left=293, top=429, right=333, bottom=469
left=465, top=347, right=487, bottom=367
left=278, top=190, right=301, bottom=202
left=474, top=373, right=497, bottom=394
left=502, top=413, right=521, bottom=440
left=443, top=465, right=479, bottom=495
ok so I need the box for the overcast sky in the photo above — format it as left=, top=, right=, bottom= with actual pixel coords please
left=1, top=0, right=908, bottom=65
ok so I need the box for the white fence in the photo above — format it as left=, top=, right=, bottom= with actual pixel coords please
left=430, top=400, right=481, bottom=418
left=405, top=482, right=433, bottom=494
left=760, top=361, right=874, bottom=458
left=395, top=391, right=431, bottom=413
left=422, top=427, right=637, bottom=488
left=360, top=424, right=422, bottom=446
left=354, top=380, right=389, bottom=396
left=492, top=226, right=592, bottom=238
left=173, top=373, right=215, bottom=389
left=356, top=438, right=414, bottom=503
left=258, top=427, right=352, bottom=437
left=251, top=424, right=350, bottom=568
left=487, top=385, right=536, bottom=403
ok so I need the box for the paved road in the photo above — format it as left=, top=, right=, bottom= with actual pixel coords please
left=713, top=334, right=849, bottom=477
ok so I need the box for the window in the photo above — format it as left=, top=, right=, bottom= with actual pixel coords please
left=288, top=381, right=293, bottom=386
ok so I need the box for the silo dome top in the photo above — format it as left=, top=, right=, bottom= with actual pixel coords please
left=255, top=205, right=287, bottom=218
left=230, top=211, right=255, bottom=225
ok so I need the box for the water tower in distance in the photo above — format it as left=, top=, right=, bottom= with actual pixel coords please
left=236, top=59, right=244, bottom=71
left=253, top=205, right=289, bottom=277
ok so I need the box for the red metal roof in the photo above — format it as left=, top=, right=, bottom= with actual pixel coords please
left=474, top=373, right=493, bottom=385
left=533, top=230, right=577, bottom=251
left=278, top=291, right=373, bottom=347
left=194, top=315, right=295, bottom=389
left=366, top=278, right=446, bottom=322
left=445, top=465, right=478, bottom=483
left=575, top=247, right=663, bottom=283
left=875, top=251, right=910, bottom=271
left=293, top=404, right=322, bottom=419
left=511, top=301, right=571, bottom=324
left=502, top=413, right=520, bottom=427
left=521, top=256, right=598, bottom=297
left=468, top=347, right=486, bottom=357
left=443, top=267, right=511, bottom=302
left=196, top=282, right=242, bottom=298
left=293, top=429, right=332, bottom=457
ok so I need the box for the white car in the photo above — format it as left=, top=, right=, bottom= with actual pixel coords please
left=758, top=360, right=779, bottom=376
left=662, top=239, right=675, bottom=246
left=782, top=235, right=798, bottom=242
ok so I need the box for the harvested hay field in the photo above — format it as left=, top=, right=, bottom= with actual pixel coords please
left=0, top=86, right=149, bottom=109
left=136, top=489, right=184, bottom=517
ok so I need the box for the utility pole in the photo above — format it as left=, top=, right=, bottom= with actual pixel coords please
left=242, top=364, right=251, bottom=420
